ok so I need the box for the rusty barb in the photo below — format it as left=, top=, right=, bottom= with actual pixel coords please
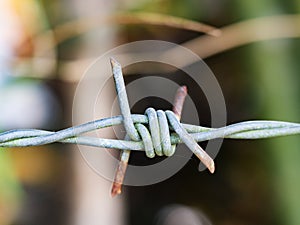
left=1, top=58, right=300, bottom=196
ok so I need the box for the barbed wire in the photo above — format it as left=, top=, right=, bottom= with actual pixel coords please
left=1, top=117, right=300, bottom=148
left=1, top=58, right=300, bottom=195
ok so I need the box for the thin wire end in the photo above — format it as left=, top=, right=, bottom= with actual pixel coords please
left=111, top=158, right=128, bottom=197
left=207, top=160, right=215, bottom=174
left=111, top=183, right=122, bottom=197
left=193, top=147, right=215, bottom=174
left=110, top=57, right=121, bottom=68
left=180, top=85, right=188, bottom=93
left=173, top=86, right=188, bottom=119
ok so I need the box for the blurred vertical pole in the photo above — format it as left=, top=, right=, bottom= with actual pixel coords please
left=66, top=0, right=125, bottom=225
left=232, top=0, right=300, bottom=224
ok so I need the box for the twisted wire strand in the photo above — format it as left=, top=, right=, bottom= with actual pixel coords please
left=1, top=116, right=300, bottom=148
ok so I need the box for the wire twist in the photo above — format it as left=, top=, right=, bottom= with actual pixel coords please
left=1, top=117, right=300, bottom=145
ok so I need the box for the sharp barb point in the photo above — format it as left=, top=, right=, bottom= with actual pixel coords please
left=110, top=57, right=120, bottom=67
left=111, top=184, right=122, bottom=197
left=208, top=160, right=215, bottom=174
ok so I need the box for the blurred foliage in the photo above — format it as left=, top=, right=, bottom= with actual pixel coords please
left=128, top=0, right=205, bottom=20
left=230, top=1, right=300, bottom=225
left=0, top=149, right=23, bottom=225
left=0, top=0, right=67, bottom=224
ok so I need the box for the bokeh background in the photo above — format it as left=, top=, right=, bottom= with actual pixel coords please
left=0, top=0, right=300, bottom=225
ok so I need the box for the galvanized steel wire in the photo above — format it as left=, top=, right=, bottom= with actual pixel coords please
left=1, top=58, right=300, bottom=172
left=1, top=118, right=300, bottom=148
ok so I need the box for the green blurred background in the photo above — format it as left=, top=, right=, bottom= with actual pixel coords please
left=0, top=0, right=300, bottom=225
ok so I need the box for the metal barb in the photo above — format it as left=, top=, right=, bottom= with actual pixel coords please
left=110, top=57, right=139, bottom=197
left=166, top=111, right=215, bottom=173
left=110, top=57, right=140, bottom=141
